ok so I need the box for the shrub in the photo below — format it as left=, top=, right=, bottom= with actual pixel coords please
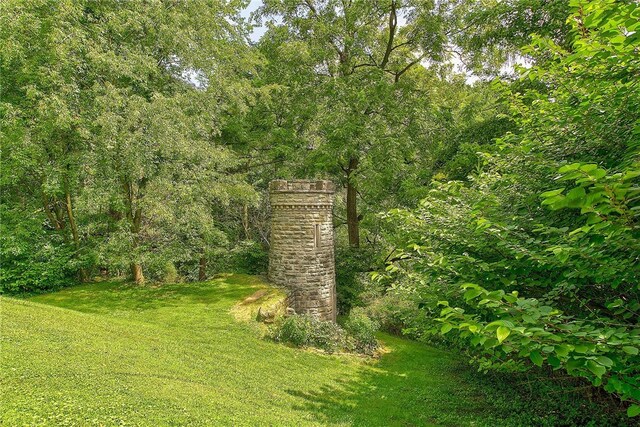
left=271, top=314, right=345, bottom=353
left=271, top=311, right=381, bottom=356
left=0, top=208, right=76, bottom=294
left=230, top=240, right=268, bottom=274
left=162, top=262, right=179, bottom=283
left=376, top=1, right=640, bottom=415
left=342, top=307, right=380, bottom=355
left=309, top=318, right=345, bottom=354
left=272, top=314, right=313, bottom=347
left=361, top=282, right=424, bottom=337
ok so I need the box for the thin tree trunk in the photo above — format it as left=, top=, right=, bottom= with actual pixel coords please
left=380, top=0, right=397, bottom=69
left=65, top=190, right=80, bottom=248
left=346, top=157, right=360, bottom=248
left=54, top=203, right=66, bottom=235
left=198, top=256, right=207, bottom=281
left=131, top=263, right=145, bottom=284
left=42, top=193, right=68, bottom=245
left=131, top=206, right=144, bottom=284
left=124, top=179, right=145, bottom=285
left=42, top=193, right=63, bottom=230
left=242, top=203, right=250, bottom=239
left=65, top=189, right=88, bottom=282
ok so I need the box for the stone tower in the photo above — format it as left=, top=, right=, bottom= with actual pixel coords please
left=268, top=180, right=336, bottom=322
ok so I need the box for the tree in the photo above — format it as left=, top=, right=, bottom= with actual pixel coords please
left=1, top=0, right=96, bottom=283
left=255, top=0, right=454, bottom=247
left=379, top=0, right=640, bottom=414
left=1, top=0, right=257, bottom=286
left=84, top=0, right=256, bottom=283
left=451, top=0, right=572, bottom=74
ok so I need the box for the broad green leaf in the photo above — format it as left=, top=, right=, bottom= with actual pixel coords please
left=587, top=360, right=607, bottom=378
left=554, top=344, right=571, bottom=357
left=540, top=188, right=565, bottom=198
left=548, top=355, right=561, bottom=369
left=529, top=351, right=543, bottom=367
left=464, top=288, right=483, bottom=300
left=566, top=187, right=587, bottom=207
left=627, top=404, right=640, bottom=417
left=596, top=356, right=613, bottom=367
left=496, top=326, right=511, bottom=343
left=486, top=320, right=515, bottom=329
left=558, top=163, right=580, bottom=173
left=579, top=164, right=598, bottom=172
left=589, top=168, right=607, bottom=179
left=541, top=195, right=565, bottom=206
left=566, top=358, right=585, bottom=371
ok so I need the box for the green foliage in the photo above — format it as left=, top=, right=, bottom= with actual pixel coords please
left=161, top=262, right=179, bottom=284
left=209, top=240, right=268, bottom=276
left=453, top=0, right=572, bottom=74
left=271, top=315, right=313, bottom=347
left=1, top=0, right=638, bottom=419
left=379, top=0, right=640, bottom=417
left=0, top=207, right=77, bottom=294
left=271, top=314, right=346, bottom=354
left=364, top=288, right=424, bottom=336
left=230, top=240, right=269, bottom=275
left=271, top=310, right=380, bottom=356
left=341, top=307, right=380, bottom=355
left=334, top=246, right=378, bottom=314
left=0, top=0, right=258, bottom=286
left=251, top=0, right=489, bottom=249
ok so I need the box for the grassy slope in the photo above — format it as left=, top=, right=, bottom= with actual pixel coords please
left=0, top=274, right=610, bottom=426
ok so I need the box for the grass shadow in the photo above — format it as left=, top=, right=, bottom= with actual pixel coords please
left=283, top=334, right=499, bottom=427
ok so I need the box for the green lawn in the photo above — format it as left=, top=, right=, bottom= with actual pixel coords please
left=0, top=274, right=611, bottom=426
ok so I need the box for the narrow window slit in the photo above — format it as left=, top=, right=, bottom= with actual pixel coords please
left=314, top=224, right=321, bottom=248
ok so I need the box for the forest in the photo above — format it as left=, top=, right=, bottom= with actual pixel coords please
left=1, top=0, right=639, bottom=425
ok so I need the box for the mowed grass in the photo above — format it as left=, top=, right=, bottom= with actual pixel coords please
left=1, top=275, right=534, bottom=426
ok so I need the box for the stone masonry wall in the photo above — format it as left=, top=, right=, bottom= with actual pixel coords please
left=268, top=180, right=336, bottom=322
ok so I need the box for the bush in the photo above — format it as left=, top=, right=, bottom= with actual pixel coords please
left=162, top=262, right=179, bottom=283
left=342, top=307, right=380, bottom=355
left=271, top=311, right=380, bottom=356
left=376, top=2, right=640, bottom=415
left=272, top=314, right=312, bottom=347
left=0, top=208, right=76, bottom=294
left=271, top=314, right=345, bottom=353
left=141, top=253, right=181, bottom=283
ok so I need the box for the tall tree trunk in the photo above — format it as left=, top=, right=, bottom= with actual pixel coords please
left=54, top=202, right=67, bottom=235
left=65, top=190, right=80, bottom=247
left=198, top=255, right=207, bottom=281
left=346, top=157, right=360, bottom=248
